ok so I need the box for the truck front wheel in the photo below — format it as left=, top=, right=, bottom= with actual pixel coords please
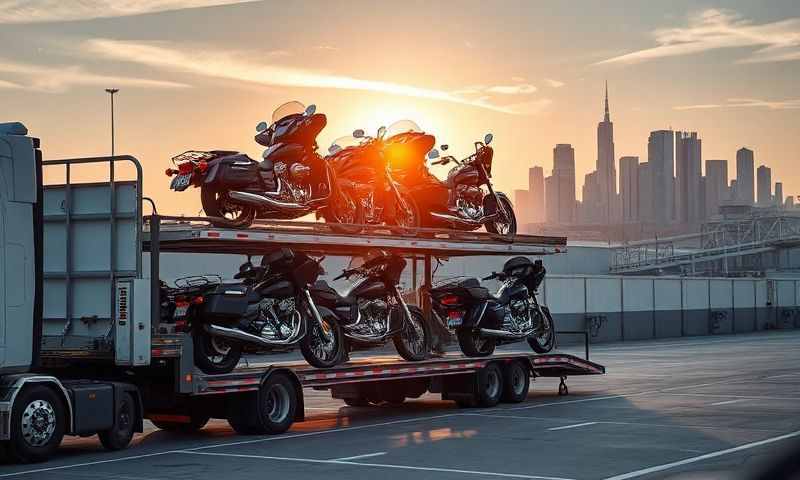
left=8, top=385, right=66, bottom=463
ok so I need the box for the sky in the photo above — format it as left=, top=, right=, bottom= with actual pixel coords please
left=1, top=0, right=799, bottom=214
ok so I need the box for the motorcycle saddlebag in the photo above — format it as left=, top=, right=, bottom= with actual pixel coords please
left=216, top=156, right=257, bottom=188
left=201, top=285, right=249, bottom=321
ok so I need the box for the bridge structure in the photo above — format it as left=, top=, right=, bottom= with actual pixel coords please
left=610, top=212, right=800, bottom=275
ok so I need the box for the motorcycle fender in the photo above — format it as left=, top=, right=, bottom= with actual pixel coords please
left=461, top=301, right=489, bottom=328
left=204, top=161, right=221, bottom=185
left=470, top=301, right=503, bottom=330
left=312, top=305, right=338, bottom=323
left=482, top=191, right=511, bottom=216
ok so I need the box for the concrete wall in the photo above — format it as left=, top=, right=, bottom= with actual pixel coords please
left=542, top=275, right=800, bottom=344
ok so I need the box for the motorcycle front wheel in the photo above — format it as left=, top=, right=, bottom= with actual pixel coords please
left=200, top=186, right=257, bottom=228
left=456, top=329, right=496, bottom=357
left=193, top=328, right=243, bottom=374
left=527, top=307, right=556, bottom=353
left=325, top=190, right=365, bottom=234
left=389, top=190, right=421, bottom=236
left=486, top=195, right=517, bottom=241
left=393, top=306, right=430, bottom=361
left=300, top=312, right=344, bottom=368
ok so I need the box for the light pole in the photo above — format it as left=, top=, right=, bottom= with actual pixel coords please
left=105, top=88, right=119, bottom=157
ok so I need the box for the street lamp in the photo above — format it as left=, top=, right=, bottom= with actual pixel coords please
left=105, top=88, right=119, bottom=157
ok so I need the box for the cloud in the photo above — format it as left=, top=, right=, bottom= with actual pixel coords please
left=485, top=84, right=537, bottom=94
left=544, top=78, right=565, bottom=88
left=0, top=58, right=190, bottom=92
left=0, top=0, right=257, bottom=24
left=596, top=9, right=800, bottom=66
left=674, top=98, right=800, bottom=110
left=82, top=38, right=545, bottom=114
left=313, top=45, right=339, bottom=52
left=504, top=98, right=553, bottom=115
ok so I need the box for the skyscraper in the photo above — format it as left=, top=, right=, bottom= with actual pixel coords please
left=705, top=160, right=728, bottom=218
left=546, top=144, right=576, bottom=224
left=529, top=166, right=545, bottom=222
left=637, top=162, right=652, bottom=222
left=736, top=148, right=755, bottom=205
left=756, top=165, right=771, bottom=206
left=648, top=130, right=675, bottom=223
left=675, top=132, right=702, bottom=223
left=619, top=156, right=639, bottom=222
left=596, top=82, right=617, bottom=224
left=775, top=182, right=784, bottom=207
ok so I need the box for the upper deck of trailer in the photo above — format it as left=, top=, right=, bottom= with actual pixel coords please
left=143, top=215, right=567, bottom=257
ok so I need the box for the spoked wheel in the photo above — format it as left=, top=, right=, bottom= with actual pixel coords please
left=527, top=307, right=556, bottom=354
left=486, top=195, right=516, bottom=241
left=300, top=313, right=344, bottom=368
left=193, top=328, right=242, bottom=375
left=390, top=190, right=421, bottom=236
left=200, top=186, right=256, bottom=228
left=326, top=190, right=364, bottom=234
left=456, top=329, right=496, bottom=357
left=393, top=306, right=429, bottom=361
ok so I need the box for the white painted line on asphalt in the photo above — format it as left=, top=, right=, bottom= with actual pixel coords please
left=505, top=391, right=656, bottom=411
left=330, top=451, right=387, bottom=461
left=547, top=422, right=597, bottom=431
left=0, top=451, right=175, bottom=478
left=178, top=450, right=576, bottom=480
left=709, top=399, right=749, bottom=406
left=667, top=392, right=800, bottom=401
left=602, top=429, right=800, bottom=480
left=764, top=372, right=800, bottom=379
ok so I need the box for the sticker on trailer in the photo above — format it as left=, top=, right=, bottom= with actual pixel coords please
left=115, top=281, right=132, bottom=365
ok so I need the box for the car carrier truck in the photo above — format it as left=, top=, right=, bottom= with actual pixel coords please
left=0, top=122, right=603, bottom=463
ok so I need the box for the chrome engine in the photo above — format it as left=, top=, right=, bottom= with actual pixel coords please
left=352, top=299, right=390, bottom=337
left=503, top=298, right=535, bottom=333
left=456, top=185, right=484, bottom=220
left=256, top=297, right=300, bottom=340
left=273, top=161, right=312, bottom=204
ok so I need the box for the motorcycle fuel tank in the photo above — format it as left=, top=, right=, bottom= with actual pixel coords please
left=349, top=278, right=386, bottom=300
left=257, top=279, right=295, bottom=298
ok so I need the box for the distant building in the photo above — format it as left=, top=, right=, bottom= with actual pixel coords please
left=529, top=166, right=545, bottom=222
left=775, top=182, right=784, bottom=208
left=595, top=82, right=617, bottom=224
left=730, top=179, right=738, bottom=201
left=675, top=132, right=702, bottom=223
left=705, top=160, right=728, bottom=217
left=647, top=130, right=675, bottom=223
left=546, top=144, right=576, bottom=224
left=619, top=156, right=639, bottom=222
left=637, top=162, right=653, bottom=222
left=514, top=189, right=533, bottom=224
left=756, top=165, right=772, bottom=206
left=736, top=148, right=755, bottom=205
left=787, top=196, right=795, bottom=209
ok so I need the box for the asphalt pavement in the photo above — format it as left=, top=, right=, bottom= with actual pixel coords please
left=2, top=330, right=799, bottom=480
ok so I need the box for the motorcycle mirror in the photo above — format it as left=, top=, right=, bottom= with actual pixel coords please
left=262, top=149, right=270, bottom=159
left=484, top=133, right=493, bottom=145
left=427, top=149, right=440, bottom=160
left=305, top=104, right=317, bottom=116
left=441, top=144, right=449, bottom=151
left=377, top=126, right=387, bottom=139
left=328, top=144, right=342, bottom=155
left=352, top=129, right=365, bottom=138
left=256, top=121, right=269, bottom=132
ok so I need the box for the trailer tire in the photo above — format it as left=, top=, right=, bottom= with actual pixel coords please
left=7, top=385, right=65, bottom=463
left=501, top=361, right=530, bottom=403
left=152, top=415, right=210, bottom=432
left=475, top=363, right=504, bottom=408
left=227, top=373, right=297, bottom=435
left=99, top=392, right=136, bottom=451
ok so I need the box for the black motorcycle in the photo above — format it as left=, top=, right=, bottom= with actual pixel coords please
left=389, top=124, right=516, bottom=240
left=166, top=101, right=360, bottom=230
left=161, top=248, right=344, bottom=374
left=309, top=252, right=429, bottom=362
left=426, top=256, right=555, bottom=357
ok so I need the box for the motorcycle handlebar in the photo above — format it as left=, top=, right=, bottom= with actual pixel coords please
left=333, top=268, right=358, bottom=281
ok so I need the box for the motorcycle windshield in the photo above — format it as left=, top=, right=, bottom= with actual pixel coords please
left=271, top=101, right=306, bottom=123
left=328, top=135, right=364, bottom=155
left=385, top=120, right=422, bottom=140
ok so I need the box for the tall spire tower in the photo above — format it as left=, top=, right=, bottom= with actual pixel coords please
left=604, top=80, right=610, bottom=122
left=596, top=81, right=616, bottom=223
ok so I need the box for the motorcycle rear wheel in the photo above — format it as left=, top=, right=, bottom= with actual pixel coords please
left=485, top=195, right=516, bottom=241
left=527, top=307, right=556, bottom=353
left=393, top=306, right=429, bottom=362
left=456, top=329, right=496, bottom=357
left=193, top=328, right=242, bottom=375
left=200, top=186, right=256, bottom=228
left=300, top=312, right=344, bottom=368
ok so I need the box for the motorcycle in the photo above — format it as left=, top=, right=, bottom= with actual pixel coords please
left=309, top=251, right=429, bottom=361
left=426, top=256, right=555, bottom=357
left=161, top=247, right=344, bottom=374
left=386, top=120, right=517, bottom=240
left=326, top=126, right=421, bottom=233
left=165, top=101, right=360, bottom=231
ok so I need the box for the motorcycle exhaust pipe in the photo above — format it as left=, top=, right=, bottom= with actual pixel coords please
left=478, top=328, right=531, bottom=340
left=229, top=191, right=310, bottom=212
left=204, top=323, right=302, bottom=347
left=430, top=211, right=499, bottom=226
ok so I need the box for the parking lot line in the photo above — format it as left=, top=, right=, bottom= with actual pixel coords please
left=709, top=399, right=749, bottom=406
left=666, top=392, right=800, bottom=401
left=602, top=429, right=800, bottom=480
left=330, top=452, right=387, bottom=461
left=177, top=450, right=576, bottom=480
left=547, top=422, right=597, bottom=431
left=0, top=452, right=175, bottom=478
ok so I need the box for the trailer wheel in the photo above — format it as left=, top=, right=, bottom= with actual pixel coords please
left=99, top=392, right=136, bottom=451
left=228, top=373, right=297, bottom=435
left=475, top=363, right=504, bottom=408
left=501, top=361, right=530, bottom=403
left=7, top=385, right=65, bottom=463
left=151, top=415, right=210, bottom=432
